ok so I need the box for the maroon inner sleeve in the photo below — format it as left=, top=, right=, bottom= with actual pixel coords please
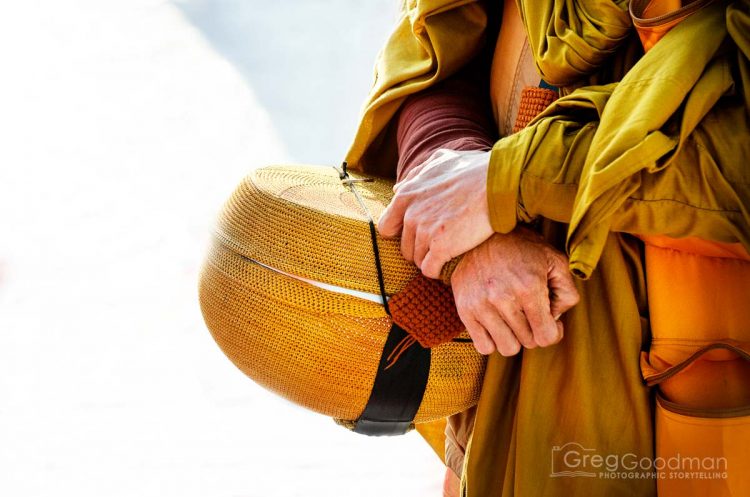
left=395, top=73, right=497, bottom=181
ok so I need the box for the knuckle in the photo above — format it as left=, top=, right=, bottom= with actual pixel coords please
left=515, top=284, right=535, bottom=301
left=559, top=292, right=580, bottom=311
left=514, top=329, right=535, bottom=348
left=536, top=327, right=562, bottom=347
left=525, top=311, right=543, bottom=329
left=422, top=263, right=440, bottom=279
left=465, top=327, right=481, bottom=342
left=535, top=334, right=553, bottom=347
left=403, top=215, right=416, bottom=230
left=455, top=296, right=478, bottom=316
left=466, top=331, right=492, bottom=355
left=396, top=183, right=415, bottom=195
left=475, top=343, right=493, bottom=356
left=428, top=245, right=445, bottom=263
left=429, top=232, right=447, bottom=250
left=498, top=340, right=521, bottom=357
left=564, top=296, right=580, bottom=310
left=569, top=289, right=581, bottom=305
left=484, top=290, right=501, bottom=306
left=414, top=233, right=429, bottom=253
left=477, top=292, right=498, bottom=309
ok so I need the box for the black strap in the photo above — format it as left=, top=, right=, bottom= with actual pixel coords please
left=353, top=322, right=431, bottom=436
left=338, top=162, right=391, bottom=315
left=337, top=162, right=431, bottom=436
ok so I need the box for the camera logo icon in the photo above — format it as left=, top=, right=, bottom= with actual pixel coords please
left=550, top=442, right=598, bottom=478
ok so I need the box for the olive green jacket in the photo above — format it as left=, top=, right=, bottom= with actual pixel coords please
left=345, top=1, right=749, bottom=495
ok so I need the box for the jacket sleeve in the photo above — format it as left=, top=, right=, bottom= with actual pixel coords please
left=488, top=1, right=750, bottom=278
left=344, top=0, right=491, bottom=177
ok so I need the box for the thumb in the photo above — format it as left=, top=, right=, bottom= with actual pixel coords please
left=377, top=199, right=405, bottom=238
left=420, top=249, right=448, bottom=280
left=547, top=253, right=580, bottom=319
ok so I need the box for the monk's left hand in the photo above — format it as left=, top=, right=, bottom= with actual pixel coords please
left=378, top=149, right=493, bottom=278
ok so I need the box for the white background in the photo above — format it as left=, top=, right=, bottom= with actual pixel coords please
left=0, top=1, right=445, bottom=495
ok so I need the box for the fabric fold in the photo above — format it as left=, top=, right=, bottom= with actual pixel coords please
left=345, top=0, right=488, bottom=177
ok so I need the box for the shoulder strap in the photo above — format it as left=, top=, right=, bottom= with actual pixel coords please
left=641, top=342, right=750, bottom=387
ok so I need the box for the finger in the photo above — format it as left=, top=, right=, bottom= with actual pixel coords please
left=412, top=228, right=429, bottom=270
left=400, top=214, right=416, bottom=262
left=377, top=196, right=408, bottom=237
left=473, top=304, right=522, bottom=356
left=547, top=253, right=580, bottom=318
left=454, top=300, right=496, bottom=355
left=497, top=301, right=538, bottom=350
left=463, top=316, right=496, bottom=356
left=485, top=289, right=536, bottom=348
left=497, top=306, right=537, bottom=349
left=522, top=291, right=562, bottom=348
left=420, top=247, right=448, bottom=280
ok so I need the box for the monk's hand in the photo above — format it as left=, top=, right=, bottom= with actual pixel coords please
left=378, top=149, right=493, bottom=279
left=451, top=227, right=580, bottom=356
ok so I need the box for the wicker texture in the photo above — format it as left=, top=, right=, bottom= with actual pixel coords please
left=512, top=87, right=558, bottom=133
left=215, top=165, right=417, bottom=295
left=199, top=164, right=485, bottom=424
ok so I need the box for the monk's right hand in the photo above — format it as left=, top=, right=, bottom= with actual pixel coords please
left=451, top=227, right=580, bottom=356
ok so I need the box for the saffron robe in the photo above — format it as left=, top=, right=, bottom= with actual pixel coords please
left=345, top=1, right=750, bottom=495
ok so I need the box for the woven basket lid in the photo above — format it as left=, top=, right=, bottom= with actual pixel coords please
left=199, top=164, right=485, bottom=427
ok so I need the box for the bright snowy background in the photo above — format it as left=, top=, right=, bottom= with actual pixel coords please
left=0, top=1, right=445, bottom=496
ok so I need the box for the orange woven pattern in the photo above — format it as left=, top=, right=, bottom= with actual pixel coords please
left=199, top=164, right=486, bottom=425
left=215, top=165, right=419, bottom=295
left=512, top=87, right=558, bottom=133
left=389, top=274, right=465, bottom=348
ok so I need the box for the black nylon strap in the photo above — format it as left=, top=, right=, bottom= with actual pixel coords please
left=336, top=163, right=431, bottom=436
left=353, top=322, right=431, bottom=436
left=338, top=162, right=391, bottom=315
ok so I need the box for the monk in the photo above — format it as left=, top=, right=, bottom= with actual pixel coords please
left=346, top=0, right=750, bottom=495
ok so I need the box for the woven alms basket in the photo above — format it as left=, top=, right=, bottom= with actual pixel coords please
left=198, top=164, right=485, bottom=431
